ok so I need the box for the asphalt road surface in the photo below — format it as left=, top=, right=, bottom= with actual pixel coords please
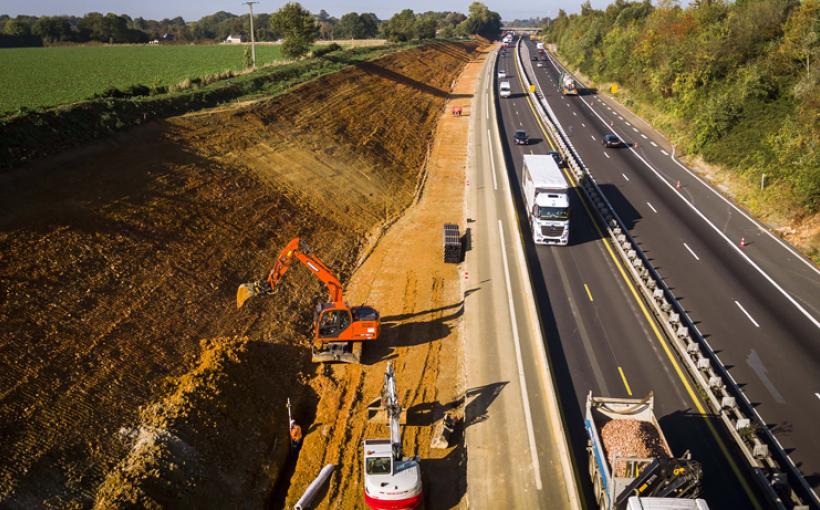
left=493, top=40, right=767, bottom=508
left=520, top=36, right=819, bottom=505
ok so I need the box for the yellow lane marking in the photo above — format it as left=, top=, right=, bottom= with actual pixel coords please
left=584, top=283, right=593, bottom=302
left=518, top=62, right=763, bottom=509
left=618, top=366, right=633, bottom=396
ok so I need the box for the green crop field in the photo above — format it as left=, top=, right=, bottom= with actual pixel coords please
left=0, top=44, right=285, bottom=114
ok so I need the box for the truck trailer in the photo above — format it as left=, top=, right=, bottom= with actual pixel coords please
left=521, top=154, right=570, bottom=245
left=585, top=393, right=705, bottom=510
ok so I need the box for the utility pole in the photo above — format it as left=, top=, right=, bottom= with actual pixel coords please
left=243, top=1, right=259, bottom=68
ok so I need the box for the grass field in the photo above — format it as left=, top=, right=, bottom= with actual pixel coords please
left=0, top=44, right=286, bottom=113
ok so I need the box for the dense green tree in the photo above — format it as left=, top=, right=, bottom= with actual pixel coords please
left=271, top=2, right=318, bottom=58
left=458, top=2, right=502, bottom=39
left=383, top=9, right=417, bottom=42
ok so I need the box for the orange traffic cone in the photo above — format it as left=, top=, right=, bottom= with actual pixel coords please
left=740, top=237, right=746, bottom=248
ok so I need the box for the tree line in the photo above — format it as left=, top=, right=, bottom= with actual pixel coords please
left=0, top=2, right=501, bottom=48
left=543, top=0, right=819, bottom=214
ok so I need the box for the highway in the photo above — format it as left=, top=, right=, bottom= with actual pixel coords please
left=521, top=36, right=820, bottom=503
left=491, top=40, right=765, bottom=508
left=463, top=43, right=578, bottom=509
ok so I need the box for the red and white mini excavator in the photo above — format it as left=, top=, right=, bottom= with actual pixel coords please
left=236, top=237, right=380, bottom=363
left=362, top=362, right=423, bottom=510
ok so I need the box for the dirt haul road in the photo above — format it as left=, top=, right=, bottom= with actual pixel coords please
left=0, top=41, right=478, bottom=509
left=283, top=44, right=490, bottom=510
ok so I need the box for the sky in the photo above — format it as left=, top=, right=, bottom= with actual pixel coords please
left=0, top=0, right=610, bottom=22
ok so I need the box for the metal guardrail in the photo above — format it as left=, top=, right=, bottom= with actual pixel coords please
left=512, top=38, right=816, bottom=510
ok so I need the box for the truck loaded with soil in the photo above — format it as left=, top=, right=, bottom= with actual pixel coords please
left=0, top=40, right=482, bottom=509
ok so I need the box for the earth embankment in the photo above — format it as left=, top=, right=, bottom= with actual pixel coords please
left=0, top=40, right=477, bottom=509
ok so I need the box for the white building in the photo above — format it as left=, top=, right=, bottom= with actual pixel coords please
left=225, top=35, right=243, bottom=44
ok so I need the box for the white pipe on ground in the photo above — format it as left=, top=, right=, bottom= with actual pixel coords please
left=294, top=463, right=335, bottom=510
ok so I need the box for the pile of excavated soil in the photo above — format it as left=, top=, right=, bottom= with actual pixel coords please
left=283, top=42, right=490, bottom=510
left=0, top=40, right=477, bottom=509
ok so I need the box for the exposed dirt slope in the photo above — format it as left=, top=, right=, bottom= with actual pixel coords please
left=283, top=43, right=489, bottom=510
left=0, top=40, right=477, bottom=509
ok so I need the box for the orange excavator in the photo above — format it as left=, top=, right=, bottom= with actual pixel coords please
left=236, top=237, right=380, bottom=363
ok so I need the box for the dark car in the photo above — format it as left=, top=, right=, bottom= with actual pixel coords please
left=602, top=134, right=623, bottom=148
left=531, top=56, right=538, bottom=61
left=547, top=150, right=565, bottom=167
left=514, top=129, right=528, bottom=145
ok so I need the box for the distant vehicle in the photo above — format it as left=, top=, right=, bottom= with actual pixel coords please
left=522, top=154, right=570, bottom=245
left=514, top=129, right=528, bottom=145
left=537, top=61, right=544, bottom=68
left=547, top=150, right=565, bottom=168
left=499, top=81, right=511, bottom=98
left=497, top=69, right=506, bottom=78
left=531, top=56, right=538, bottom=61
left=603, top=134, right=623, bottom=148
left=536, top=42, right=545, bottom=50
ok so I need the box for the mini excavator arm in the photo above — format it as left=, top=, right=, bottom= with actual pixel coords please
left=236, top=237, right=345, bottom=308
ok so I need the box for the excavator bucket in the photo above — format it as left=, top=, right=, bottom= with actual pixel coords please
left=236, top=283, right=258, bottom=309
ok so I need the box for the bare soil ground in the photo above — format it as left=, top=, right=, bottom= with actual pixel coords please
left=0, top=41, right=477, bottom=509
left=282, top=43, right=490, bottom=510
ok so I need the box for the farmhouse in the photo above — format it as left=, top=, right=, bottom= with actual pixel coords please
left=225, top=35, right=243, bottom=44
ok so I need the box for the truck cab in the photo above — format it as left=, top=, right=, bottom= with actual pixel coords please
left=522, top=154, right=570, bottom=246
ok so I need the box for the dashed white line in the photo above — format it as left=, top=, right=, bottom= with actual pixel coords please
left=650, top=141, right=658, bottom=147
left=683, top=243, right=700, bottom=261
left=591, top=135, right=596, bottom=141
left=604, top=152, right=610, bottom=159
left=622, top=173, right=630, bottom=181
left=646, top=201, right=658, bottom=213
left=581, top=123, right=586, bottom=127
left=815, top=392, right=820, bottom=401
left=641, top=134, right=648, bottom=139
left=624, top=121, right=631, bottom=126
left=618, top=115, right=623, bottom=120
left=632, top=127, right=639, bottom=133
left=572, top=112, right=577, bottom=116
left=497, top=220, right=544, bottom=491
left=735, top=300, right=761, bottom=328
left=661, top=149, right=669, bottom=156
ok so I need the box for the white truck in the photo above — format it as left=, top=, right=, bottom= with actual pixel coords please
left=522, top=154, right=570, bottom=245
left=561, top=72, right=578, bottom=95
left=586, top=393, right=706, bottom=510
left=536, top=41, right=545, bottom=50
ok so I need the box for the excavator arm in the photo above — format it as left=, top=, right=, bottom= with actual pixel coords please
left=236, top=237, right=345, bottom=308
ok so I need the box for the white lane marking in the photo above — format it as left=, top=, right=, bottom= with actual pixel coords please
left=485, top=97, right=489, bottom=120
left=661, top=149, right=669, bottom=156
left=624, top=121, right=631, bottom=126
left=572, top=112, right=577, bottom=116
left=650, top=141, right=658, bottom=147
left=487, top=129, right=498, bottom=191
left=498, top=220, right=544, bottom=491
left=632, top=127, right=639, bottom=133
left=591, top=135, right=596, bottom=141
left=577, top=96, right=820, bottom=328
left=618, top=115, right=623, bottom=120
left=683, top=243, right=700, bottom=261
left=622, top=173, right=630, bottom=181
left=815, top=393, right=820, bottom=401
left=669, top=150, right=820, bottom=276
left=581, top=123, right=586, bottom=127
left=646, top=201, right=658, bottom=213
left=641, top=134, right=648, bottom=139
left=604, top=152, right=610, bottom=159
left=735, top=300, right=761, bottom=328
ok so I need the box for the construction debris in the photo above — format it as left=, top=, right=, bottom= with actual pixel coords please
left=600, top=418, right=668, bottom=477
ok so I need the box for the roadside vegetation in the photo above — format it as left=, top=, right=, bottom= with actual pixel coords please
left=543, top=0, right=819, bottom=248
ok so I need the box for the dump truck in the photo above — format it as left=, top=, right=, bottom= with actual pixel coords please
left=586, top=393, right=705, bottom=510
left=522, top=154, right=570, bottom=245
left=561, top=72, right=578, bottom=95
